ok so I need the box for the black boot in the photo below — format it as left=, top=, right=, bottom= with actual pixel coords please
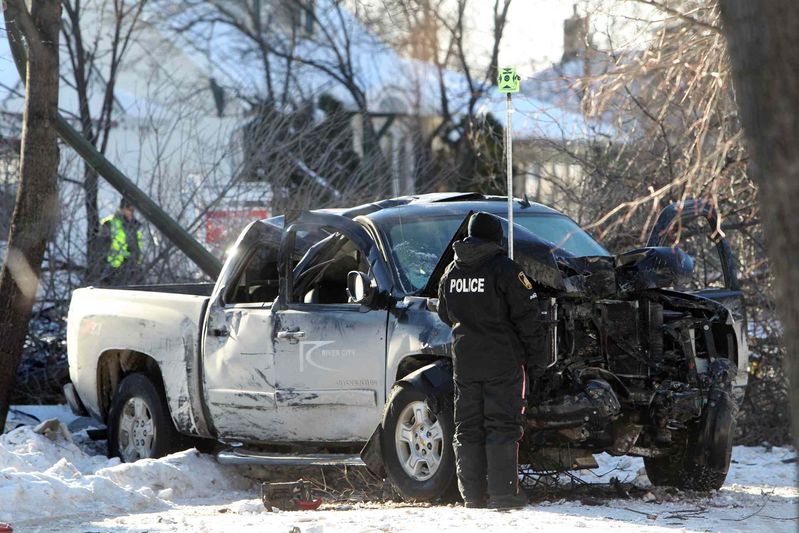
left=486, top=444, right=527, bottom=509
left=453, top=442, right=487, bottom=508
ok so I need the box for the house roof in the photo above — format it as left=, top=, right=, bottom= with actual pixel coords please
left=0, top=2, right=613, bottom=143
left=169, top=0, right=613, bottom=142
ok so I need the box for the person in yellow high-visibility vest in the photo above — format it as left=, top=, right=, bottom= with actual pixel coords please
left=99, top=197, right=143, bottom=286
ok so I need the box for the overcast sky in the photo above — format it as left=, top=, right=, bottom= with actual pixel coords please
left=466, top=0, right=655, bottom=76
left=482, top=0, right=583, bottom=73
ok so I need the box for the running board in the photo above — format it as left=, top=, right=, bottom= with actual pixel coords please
left=216, top=449, right=365, bottom=467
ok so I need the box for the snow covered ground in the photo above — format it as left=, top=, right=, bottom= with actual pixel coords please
left=2, top=406, right=797, bottom=532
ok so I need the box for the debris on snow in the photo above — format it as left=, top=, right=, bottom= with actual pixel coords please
left=0, top=410, right=796, bottom=532
left=32, top=419, right=72, bottom=442
left=641, top=492, right=657, bottom=503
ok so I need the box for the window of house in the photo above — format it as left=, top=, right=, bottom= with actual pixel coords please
left=295, top=0, right=315, bottom=35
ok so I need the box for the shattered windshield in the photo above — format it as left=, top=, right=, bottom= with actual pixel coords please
left=384, top=213, right=608, bottom=293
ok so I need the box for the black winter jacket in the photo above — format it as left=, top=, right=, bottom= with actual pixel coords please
left=437, top=236, right=547, bottom=382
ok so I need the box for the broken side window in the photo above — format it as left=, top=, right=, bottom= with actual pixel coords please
left=663, top=216, right=726, bottom=290
left=227, top=243, right=280, bottom=304
left=291, top=232, right=369, bottom=304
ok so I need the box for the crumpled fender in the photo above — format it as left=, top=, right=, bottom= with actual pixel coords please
left=360, top=359, right=454, bottom=479
left=399, top=359, right=454, bottom=399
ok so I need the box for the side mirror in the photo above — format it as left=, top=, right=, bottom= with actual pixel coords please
left=347, top=271, right=376, bottom=306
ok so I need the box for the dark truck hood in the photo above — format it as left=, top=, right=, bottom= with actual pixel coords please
left=423, top=214, right=567, bottom=295
left=557, top=247, right=695, bottom=297
left=423, top=213, right=695, bottom=297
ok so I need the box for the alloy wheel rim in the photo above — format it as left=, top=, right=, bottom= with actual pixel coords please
left=118, top=397, right=156, bottom=462
left=394, top=400, right=444, bottom=481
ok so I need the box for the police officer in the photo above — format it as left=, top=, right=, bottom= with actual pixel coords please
left=437, top=211, right=546, bottom=509
left=99, top=197, right=143, bottom=286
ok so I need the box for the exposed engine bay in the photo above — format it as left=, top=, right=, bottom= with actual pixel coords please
left=514, top=247, right=741, bottom=488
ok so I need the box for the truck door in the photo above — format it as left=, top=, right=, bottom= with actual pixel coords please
left=647, top=200, right=749, bottom=387
left=271, top=212, right=392, bottom=442
left=202, top=220, right=283, bottom=441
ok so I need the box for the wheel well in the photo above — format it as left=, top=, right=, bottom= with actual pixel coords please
left=96, top=349, right=166, bottom=421
left=395, top=354, right=446, bottom=381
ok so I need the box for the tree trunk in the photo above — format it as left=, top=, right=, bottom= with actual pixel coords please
left=718, top=1, right=799, bottom=448
left=62, top=0, right=104, bottom=283
left=0, top=0, right=61, bottom=429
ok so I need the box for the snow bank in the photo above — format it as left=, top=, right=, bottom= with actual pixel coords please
left=84, top=443, right=798, bottom=533
left=0, top=425, right=252, bottom=523
left=1, top=412, right=796, bottom=531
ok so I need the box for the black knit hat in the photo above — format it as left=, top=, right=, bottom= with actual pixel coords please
left=119, top=197, right=133, bottom=209
left=468, top=212, right=503, bottom=244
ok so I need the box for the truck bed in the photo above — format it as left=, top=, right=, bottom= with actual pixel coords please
left=66, top=285, right=211, bottom=434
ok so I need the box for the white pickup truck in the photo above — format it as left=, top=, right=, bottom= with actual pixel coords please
left=66, top=193, right=749, bottom=501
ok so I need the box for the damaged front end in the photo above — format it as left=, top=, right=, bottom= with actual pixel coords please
left=508, top=221, right=743, bottom=474
left=369, top=201, right=746, bottom=492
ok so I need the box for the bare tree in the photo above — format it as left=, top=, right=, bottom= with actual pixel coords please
left=568, top=2, right=748, bottom=242
left=718, top=0, right=799, bottom=447
left=515, top=0, right=787, bottom=444
left=60, top=0, right=147, bottom=282
left=356, top=0, right=513, bottom=191
left=0, top=0, right=61, bottom=428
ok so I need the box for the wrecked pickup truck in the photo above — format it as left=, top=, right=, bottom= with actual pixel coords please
left=65, top=192, right=748, bottom=502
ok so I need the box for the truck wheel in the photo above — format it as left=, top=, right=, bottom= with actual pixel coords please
left=108, top=373, right=183, bottom=462
left=381, top=384, right=457, bottom=501
left=644, top=388, right=735, bottom=491
left=644, top=445, right=729, bottom=491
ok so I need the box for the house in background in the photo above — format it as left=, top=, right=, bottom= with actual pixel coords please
left=0, top=0, right=448, bottom=253
left=512, top=6, right=614, bottom=221
left=0, top=1, right=610, bottom=260
left=355, top=3, right=613, bottom=222
left=184, top=0, right=461, bottom=202
left=0, top=5, right=247, bottom=256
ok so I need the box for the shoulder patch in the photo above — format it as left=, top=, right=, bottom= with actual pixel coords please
left=518, top=271, right=533, bottom=290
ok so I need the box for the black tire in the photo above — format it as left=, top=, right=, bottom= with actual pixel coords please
left=108, top=373, right=184, bottom=462
left=381, top=384, right=457, bottom=501
left=644, top=414, right=735, bottom=491
left=644, top=453, right=729, bottom=491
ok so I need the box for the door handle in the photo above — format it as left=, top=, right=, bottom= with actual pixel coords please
left=277, top=329, right=305, bottom=342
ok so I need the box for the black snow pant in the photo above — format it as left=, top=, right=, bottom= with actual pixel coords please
left=453, top=365, right=526, bottom=503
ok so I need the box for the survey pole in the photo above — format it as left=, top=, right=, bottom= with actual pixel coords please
left=505, top=93, right=514, bottom=259
left=498, top=67, right=520, bottom=259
